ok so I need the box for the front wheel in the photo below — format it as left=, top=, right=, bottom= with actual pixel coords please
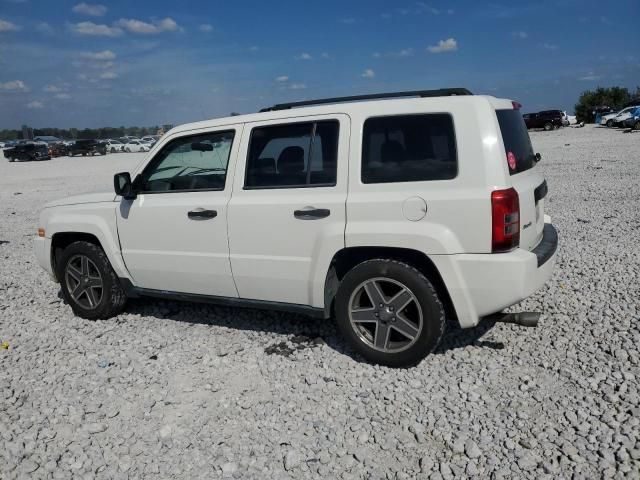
left=335, top=259, right=446, bottom=367
left=57, top=241, right=127, bottom=320
left=543, top=122, right=553, bottom=131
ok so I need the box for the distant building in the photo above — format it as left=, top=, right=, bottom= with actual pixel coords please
left=34, top=135, right=61, bottom=143
left=21, top=125, right=34, bottom=140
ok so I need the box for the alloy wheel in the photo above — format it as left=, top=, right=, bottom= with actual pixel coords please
left=65, top=254, right=104, bottom=309
left=348, top=277, right=423, bottom=353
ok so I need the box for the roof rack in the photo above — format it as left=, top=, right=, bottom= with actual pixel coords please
left=259, top=88, right=472, bottom=112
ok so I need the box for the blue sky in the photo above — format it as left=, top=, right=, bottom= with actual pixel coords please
left=0, top=0, right=638, bottom=129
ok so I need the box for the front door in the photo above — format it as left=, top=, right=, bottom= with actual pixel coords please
left=227, top=115, right=349, bottom=307
left=116, top=126, right=242, bottom=297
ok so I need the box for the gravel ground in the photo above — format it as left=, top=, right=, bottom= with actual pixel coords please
left=1, top=126, right=639, bottom=479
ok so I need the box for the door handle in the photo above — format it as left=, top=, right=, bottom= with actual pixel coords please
left=293, top=207, right=330, bottom=220
left=188, top=209, right=218, bottom=220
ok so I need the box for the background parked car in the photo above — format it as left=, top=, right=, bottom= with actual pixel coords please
left=123, top=140, right=150, bottom=152
left=4, top=142, right=51, bottom=162
left=600, top=106, right=640, bottom=127
left=68, top=139, right=107, bottom=156
left=103, top=139, right=125, bottom=153
left=523, top=111, right=564, bottom=130
left=141, top=136, right=159, bottom=147
left=48, top=142, right=69, bottom=157
left=622, top=107, right=640, bottom=130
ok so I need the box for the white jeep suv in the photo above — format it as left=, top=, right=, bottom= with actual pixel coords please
left=35, top=89, right=558, bottom=367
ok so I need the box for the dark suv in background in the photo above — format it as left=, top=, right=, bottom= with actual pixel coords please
left=4, top=142, right=51, bottom=162
left=523, top=110, right=564, bottom=131
left=68, top=139, right=107, bottom=156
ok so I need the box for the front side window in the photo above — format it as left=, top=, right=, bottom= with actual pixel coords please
left=245, top=120, right=339, bottom=189
left=362, top=114, right=457, bottom=184
left=137, top=130, right=234, bottom=192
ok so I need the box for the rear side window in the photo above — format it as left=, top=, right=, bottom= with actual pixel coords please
left=361, top=114, right=457, bottom=184
left=245, top=120, right=339, bottom=189
left=496, top=109, right=536, bottom=175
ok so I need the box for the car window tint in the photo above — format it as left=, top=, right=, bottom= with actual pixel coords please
left=138, top=131, right=234, bottom=192
left=245, top=120, right=339, bottom=189
left=361, top=114, right=457, bottom=184
left=497, top=109, right=536, bottom=175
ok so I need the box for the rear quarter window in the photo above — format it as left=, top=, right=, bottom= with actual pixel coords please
left=496, top=109, right=536, bottom=175
left=361, top=113, right=457, bottom=184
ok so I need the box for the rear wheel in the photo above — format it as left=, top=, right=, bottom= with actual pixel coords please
left=543, top=122, right=553, bottom=131
left=57, top=241, right=127, bottom=320
left=111, top=147, right=116, bottom=153
left=335, top=259, right=446, bottom=367
left=606, top=119, right=614, bottom=128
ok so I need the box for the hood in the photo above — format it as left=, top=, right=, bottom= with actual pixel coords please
left=44, top=192, right=116, bottom=208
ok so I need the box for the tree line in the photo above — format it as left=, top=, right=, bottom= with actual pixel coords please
left=575, top=86, right=640, bottom=123
left=0, top=125, right=173, bottom=142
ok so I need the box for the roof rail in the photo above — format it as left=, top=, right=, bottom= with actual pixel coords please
left=259, top=88, right=472, bottom=112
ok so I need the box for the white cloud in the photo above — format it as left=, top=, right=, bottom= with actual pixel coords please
left=81, top=49, right=116, bottom=60
left=289, top=83, right=306, bottom=90
left=0, top=19, right=21, bottom=32
left=427, top=38, right=458, bottom=53
left=338, top=18, right=356, bottom=24
left=43, top=85, right=61, bottom=92
left=99, top=71, right=118, bottom=79
left=70, top=21, right=122, bottom=37
left=199, top=24, right=213, bottom=32
left=513, top=31, right=528, bottom=39
left=72, top=3, right=107, bottom=17
left=578, top=72, right=600, bottom=81
left=249, top=46, right=259, bottom=52
left=374, top=48, right=414, bottom=58
left=320, top=52, right=330, bottom=59
left=27, top=101, right=44, bottom=109
left=542, top=43, right=557, bottom=50
left=0, top=80, right=27, bottom=91
left=36, top=22, right=54, bottom=34
left=54, top=93, right=72, bottom=99
left=115, top=17, right=179, bottom=34
left=295, top=52, right=312, bottom=60
left=275, top=76, right=289, bottom=82
left=361, top=68, right=375, bottom=78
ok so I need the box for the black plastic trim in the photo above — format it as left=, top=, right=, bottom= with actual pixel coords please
left=122, top=286, right=326, bottom=318
left=532, top=223, right=558, bottom=267
left=260, top=88, right=472, bottom=112
left=534, top=180, right=548, bottom=204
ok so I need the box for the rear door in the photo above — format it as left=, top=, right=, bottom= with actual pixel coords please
left=227, top=114, right=349, bottom=307
left=496, top=109, right=546, bottom=251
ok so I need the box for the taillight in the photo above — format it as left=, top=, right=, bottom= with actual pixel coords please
left=491, top=188, right=520, bottom=252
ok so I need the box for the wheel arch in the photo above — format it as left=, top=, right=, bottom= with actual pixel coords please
left=324, top=246, right=458, bottom=325
left=51, top=232, right=102, bottom=280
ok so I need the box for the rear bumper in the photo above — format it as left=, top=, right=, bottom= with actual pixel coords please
left=431, top=222, right=558, bottom=328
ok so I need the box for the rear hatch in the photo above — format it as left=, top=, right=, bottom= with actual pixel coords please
left=496, top=109, right=546, bottom=251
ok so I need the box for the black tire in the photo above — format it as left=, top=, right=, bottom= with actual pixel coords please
left=111, top=147, right=116, bottom=153
left=57, top=241, right=127, bottom=320
left=543, top=122, right=553, bottom=131
left=606, top=119, right=614, bottom=128
left=335, top=259, right=446, bottom=367
left=635, top=121, right=640, bottom=131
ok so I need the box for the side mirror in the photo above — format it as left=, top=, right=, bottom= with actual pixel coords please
left=535, top=152, right=542, bottom=163
left=114, top=172, right=136, bottom=199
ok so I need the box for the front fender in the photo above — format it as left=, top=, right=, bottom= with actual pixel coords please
left=41, top=202, right=131, bottom=280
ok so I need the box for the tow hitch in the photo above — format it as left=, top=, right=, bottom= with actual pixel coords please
left=486, top=312, right=540, bottom=328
